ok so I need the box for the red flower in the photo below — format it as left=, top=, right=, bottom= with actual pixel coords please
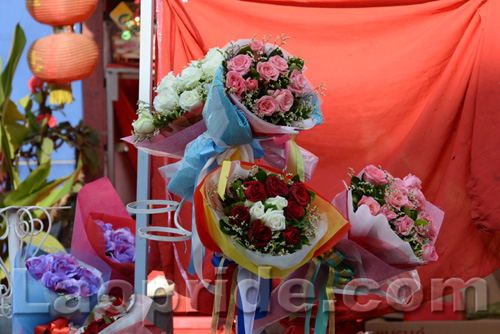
left=36, top=114, right=57, bottom=128
left=28, top=76, right=44, bottom=93
left=289, top=181, right=310, bottom=206
left=265, top=175, right=290, bottom=198
left=244, top=181, right=266, bottom=202
left=284, top=200, right=305, bottom=220
left=248, top=220, right=272, bottom=247
left=229, top=206, right=251, bottom=225
left=283, top=226, right=301, bottom=245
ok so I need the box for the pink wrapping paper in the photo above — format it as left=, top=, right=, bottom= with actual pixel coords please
left=71, top=177, right=135, bottom=284
left=332, top=189, right=444, bottom=282
left=122, top=106, right=207, bottom=158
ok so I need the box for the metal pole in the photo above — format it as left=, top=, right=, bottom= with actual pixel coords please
left=134, top=0, right=154, bottom=296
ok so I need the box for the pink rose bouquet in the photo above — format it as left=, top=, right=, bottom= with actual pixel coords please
left=222, top=36, right=324, bottom=136
left=332, top=165, right=444, bottom=281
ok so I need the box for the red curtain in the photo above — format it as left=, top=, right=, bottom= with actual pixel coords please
left=149, top=0, right=500, bottom=320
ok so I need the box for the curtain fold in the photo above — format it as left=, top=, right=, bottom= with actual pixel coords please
left=149, top=0, right=500, bottom=319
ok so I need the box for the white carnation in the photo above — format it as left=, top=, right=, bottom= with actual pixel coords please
left=265, top=196, right=288, bottom=210
left=202, top=48, right=224, bottom=78
left=178, top=89, right=203, bottom=111
left=177, top=65, right=203, bottom=90
left=132, top=112, right=155, bottom=134
left=261, top=209, right=286, bottom=231
left=249, top=201, right=265, bottom=222
left=156, top=71, right=177, bottom=92
left=153, top=88, right=179, bottom=114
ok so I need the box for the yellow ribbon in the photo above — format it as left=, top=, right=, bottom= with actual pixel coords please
left=288, top=134, right=305, bottom=181
left=326, top=266, right=336, bottom=334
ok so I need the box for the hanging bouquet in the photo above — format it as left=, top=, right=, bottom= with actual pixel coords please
left=97, top=221, right=135, bottom=264
left=123, top=47, right=224, bottom=158
left=25, top=253, right=102, bottom=299
left=194, top=160, right=349, bottom=279
left=332, top=165, right=444, bottom=281
left=131, top=47, right=224, bottom=141
left=220, top=36, right=323, bottom=136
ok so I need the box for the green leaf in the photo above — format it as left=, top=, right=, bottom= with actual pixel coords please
left=2, top=161, right=51, bottom=206
left=254, top=169, right=268, bottom=183
left=415, top=219, right=429, bottom=227
left=3, top=99, right=25, bottom=123
left=37, top=137, right=54, bottom=165
left=5, top=122, right=29, bottom=149
left=0, top=24, right=26, bottom=108
left=36, top=157, right=83, bottom=210
left=18, top=94, right=31, bottom=109
left=219, top=218, right=236, bottom=236
left=308, top=190, right=316, bottom=204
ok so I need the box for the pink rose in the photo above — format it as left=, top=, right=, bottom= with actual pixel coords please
left=357, top=195, right=380, bottom=216
left=411, top=188, right=426, bottom=209
left=257, top=61, right=280, bottom=81
left=269, top=55, right=289, bottom=74
left=424, top=219, right=437, bottom=240
left=226, top=70, right=248, bottom=97
left=403, top=174, right=422, bottom=190
left=392, top=178, right=409, bottom=197
left=288, top=69, right=309, bottom=96
left=245, top=78, right=258, bottom=91
left=255, top=96, right=278, bottom=116
left=227, top=54, right=253, bottom=76
left=393, top=216, right=414, bottom=235
left=385, top=191, right=408, bottom=209
left=273, top=89, right=294, bottom=113
left=362, top=165, right=388, bottom=185
left=380, top=204, right=398, bottom=221
left=422, top=244, right=438, bottom=262
left=250, top=40, right=264, bottom=57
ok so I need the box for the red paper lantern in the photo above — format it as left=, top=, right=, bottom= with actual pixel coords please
left=27, top=33, right=99, bottom=84
left=26, top=0, right=98, bottom=26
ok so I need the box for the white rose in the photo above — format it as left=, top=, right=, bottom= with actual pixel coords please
left=202, top=48, right=224, bottom=78
left=265, top=196, right=288, bottom=210
left=156, top=71, right=177, bottom=92
left=261, top=209, right=286, bottom=231
left=177, top=65, right=202, bottom=90
left=132, top=112, right=155, bottom=134
left=178, top=89, right=203, bottom=111
left=249, top=201, right=265, bottom=222
left=153, top=88, right=179, bottom=114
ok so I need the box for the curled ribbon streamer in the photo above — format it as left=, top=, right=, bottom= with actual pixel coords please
left=225, top=266, right=239, bottom=334
left=210, top=256, right=227, bottom=334
left=34, top=318, right=71, bottom=334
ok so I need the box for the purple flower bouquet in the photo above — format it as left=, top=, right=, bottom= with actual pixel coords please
left=25, top=253, right=102, bottom=299
left=97, top=222, right=135, bottom=264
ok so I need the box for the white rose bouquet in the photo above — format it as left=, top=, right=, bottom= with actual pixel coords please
left=125, top=48, right=225, bottom=157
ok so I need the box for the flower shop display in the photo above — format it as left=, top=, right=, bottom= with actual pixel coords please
left=194, top=160, right=349, bottom=279
left=332, top=165, right=444, bottom=282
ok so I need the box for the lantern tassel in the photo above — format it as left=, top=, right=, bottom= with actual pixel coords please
left=49, top=83, right=73, bottom=105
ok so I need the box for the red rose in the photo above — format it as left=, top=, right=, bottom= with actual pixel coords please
left=244, top=181, right=266, bottom=202
left=283, top=227, right=301, bottom=245
left=289, top=181, right=311, bottom=206
left=284, top=200, right=305, bottom=220
left=229, top=206, right=251, bottom=225
left=248, top=220, right=272, bottom=247
left=265, top=175, right=290, bottom=198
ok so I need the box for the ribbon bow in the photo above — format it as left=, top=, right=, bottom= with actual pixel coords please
left=35, top=318, right=72, bottom=334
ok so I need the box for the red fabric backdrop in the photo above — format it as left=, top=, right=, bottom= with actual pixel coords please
left=146, top=0, right=500, bottom=321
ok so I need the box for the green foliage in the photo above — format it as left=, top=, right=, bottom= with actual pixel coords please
left=0, top=24, right=100, bottom=209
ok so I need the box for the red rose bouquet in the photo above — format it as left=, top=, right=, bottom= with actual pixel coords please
left=332, top=165, right=444, bottom=281
left=194, top=161, right=349, bottom=279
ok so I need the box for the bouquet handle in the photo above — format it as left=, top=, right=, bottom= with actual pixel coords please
left=126, top=200, right=191, bottom=242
